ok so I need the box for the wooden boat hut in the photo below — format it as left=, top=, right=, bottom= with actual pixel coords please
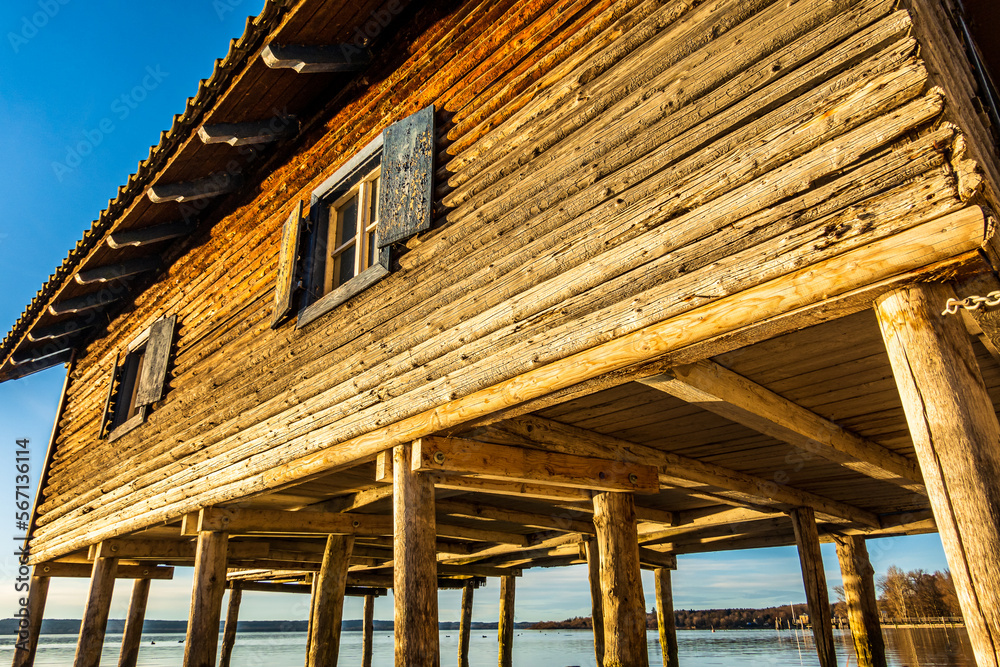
left=4, top=0, right=1000, bottom=665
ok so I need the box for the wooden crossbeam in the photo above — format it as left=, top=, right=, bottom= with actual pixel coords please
left=229, top=581, right=385, bottom=597
left=490, top=416, right=880, bottom=528
left=147, top=173, right=241, bottom=203
left=435, top=499, right=595, bottom=535
left=27, top=320, right=94, bottom=342
left=198, top=117, right=298, bottom=146
left=75, top=256, right=160, bottom=285
left=35, top=562, right=173, bottom=579
left=436, top=522, right=530, bottom=546
left=430, top=474, right=592, bottom=502
left=48, top=290, right=122, bottom=315
left=311, top=485, right=394, bottom=513
left=638, top=549, right=677, bottom=570
left=91, top=539, right=268, bottom=561
left=640, top=361, right=925, bottom=492
left=638, top=507, right=781, bottom=544
left=403, top=436, right=658, bottom=494
left=261, top=44, right=371, bottom=73
left=108, top=221, right=195, bottom=248
left=182, top=507, right=392, bottom=536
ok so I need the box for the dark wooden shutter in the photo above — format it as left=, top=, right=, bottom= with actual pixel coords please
left=135, top=315, right=176, bottom=407
left=377, top=104, right=435, bottom=248
left=272, top=201, right=304, bottom=327
left=98, top=353, right=120, bottom=438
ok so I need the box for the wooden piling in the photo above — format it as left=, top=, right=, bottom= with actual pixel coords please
left=11, top=574, right=49, bottom=667
left=73, top=556, right=118, bottom=667
left=362, top=593, right=375, bottom=667
left=183, top=531, right=229, bottom=667
left=219, top=582, right=242, bottom=667
left=393, top=442, right=440, bottom=666
left=498, top=575, right=516, bottom=667
left=593, top=492, right=648, bottom=667
left=876, top=283, right=1000, bottom=667
left=585, top=537, right=604, bottom=667
left=118, top=578, right=151, bottom=667
left=654, top=568, right=678, bottom=667
left=834, top=535, right=886, bottom=667
left=459, top=582, right=474, bottom=667
left=307, top=534, right=354, bottom=667
left=790, top=507, right=836, bottom=667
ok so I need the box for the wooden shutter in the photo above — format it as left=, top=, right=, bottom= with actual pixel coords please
left=272, top=201, right=304, bottom=327
left=135, top=315, right=176, bottom=407
left=98, top=353, right=120, bottom=438
left=377, top=104, right=435, bottom=248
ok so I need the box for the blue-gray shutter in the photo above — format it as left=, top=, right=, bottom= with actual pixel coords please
left=377, top=104, right=435, bottom=248
left=135, top=315, right=176, bottom=407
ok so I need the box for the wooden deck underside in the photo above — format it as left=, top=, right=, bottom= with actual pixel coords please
left=48, top=307, right=1000, bottom=583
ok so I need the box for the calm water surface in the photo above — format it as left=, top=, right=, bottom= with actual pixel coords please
left=0, top=626, right=974, bottom=666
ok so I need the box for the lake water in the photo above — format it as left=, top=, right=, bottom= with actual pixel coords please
left=0, top=626, right=975, bottom=666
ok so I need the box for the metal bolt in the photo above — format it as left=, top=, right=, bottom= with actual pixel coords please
left=353, top=520, right=361, bottom=528
left=433, top=451, right=446, bottom=464
left=629, top=473, right=639, bottom=485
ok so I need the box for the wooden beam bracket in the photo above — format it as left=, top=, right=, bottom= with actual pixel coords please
left=261, top=44, right=371, bottom=73
left=75, top=256, right=160, bottom=285
left=198, top=116, right=299, bottom=146
left=147, top=173, right=242, bottom=203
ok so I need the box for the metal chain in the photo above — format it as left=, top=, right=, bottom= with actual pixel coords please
left=942, top=291, right=1000, bottom=315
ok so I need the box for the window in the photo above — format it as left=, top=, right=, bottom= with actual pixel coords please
left=271, top=104, right=436, bottom=329
left=100, top=315, right=176, bottom=440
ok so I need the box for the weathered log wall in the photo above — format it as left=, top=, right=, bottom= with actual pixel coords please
left=30, top=0, right=987, bottom=561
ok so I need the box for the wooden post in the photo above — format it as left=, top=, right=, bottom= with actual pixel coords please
left=307, top=534, right=355, bottom=667
left=585, top=537, right=605, bottom=667
left=654, top=568, right=678, bottom=667
left=459, top=582, right=474, bottom=667
left=498, top=575, right=516, bottom=667
left=11, top=574, right=49, bottom=667
left=183, top=531, right=229, bottom=667
left=118, top=578, right=151, bottom=667
left=393, top=441, right=439, bottom=666
left=789, top=507, right=836, bottom=667
left=362, top=593, right=375, bottom=667
left=834, top=535, right=886, bottom=667
left=219, top=582, right=242, bottom=667
left=73, top=556, right=118, bottom=667
left=593, top=491, right=648, bottom=667
left=876, top=283, right=1000, bottom=667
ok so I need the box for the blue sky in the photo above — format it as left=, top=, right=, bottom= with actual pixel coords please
left=0, top=0, right=953, bottom=624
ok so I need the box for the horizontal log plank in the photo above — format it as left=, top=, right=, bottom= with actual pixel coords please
left=36, top=562, right=173, bottom=579
left=182, top=507, right=393, bottom=536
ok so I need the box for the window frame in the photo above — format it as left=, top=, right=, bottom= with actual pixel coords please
left=106, top=328, right=151, bottom=441
left=297, top=133, right=390, bottom=329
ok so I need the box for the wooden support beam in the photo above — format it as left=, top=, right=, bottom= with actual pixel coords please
left=412, top=436, right=658, bottom=493
left=492, top=416, right=880, bottom=527
left=393, top=442, right=439, bottom=666
left=593, top=492, right=648, bottom=667
left=183, top=531, right=229, bottom=667
left=95, top=538, right=268, bottom=560
left=642, top=516, right=790, bottom=548
left=182, top=507, right=392, bottom=536
left=436, top=521, right=530, bottom=546
left=107, top=220, right=195, bottom=248
left=498, top=574, right=516, bottom=667
left=655, top=568, right=678, bottom=667
left=307, top=534, right=354, bottom=667
left=261, top=44, right=371, bottom=73
left=228, top=580, right=384, bottom=596
left=790, top=507, right=837, bottom=667
left=436, top=498, right=595, bottom=534
left=638, top=549, right=677, bottom=570
left=73, top=556, right=118, bottom=667
left=36, top=562, right=173, bottom=579
left=10, top=346, right=74, bottom=366
left=27, top=319, right=94, bottom=342
left=198, top=117, right=298, bottom=146
left=458, top=582, right=473, bottom=667
left=585, top=538, right=604, bottom=667
left=48, top=290, right=122, bottom=316
left=834, top=536, right=886, bottom=667
left=219, top=582, right=241, bottom=667
left=430, top=473, right=592, bottom=501
left=147, top=173, right=241, bottom=203
left=118, top=578, right=150, bottom=667
left=876, top=283, right=1000, bottom=667
left=312, top=484, right=394, bottom=512
left=641, top=508, right=780, bottom=544
left=11, top=574, right=49, bottom=667
left=75, top=256, right=159, bottom=285
left=363, top=593, right=375, bottom=667
left=641, top=361, right=924, bottom=491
